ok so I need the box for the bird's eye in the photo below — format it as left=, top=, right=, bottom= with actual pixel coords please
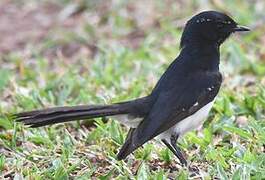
left=217, top=22, right=225, bottom=28
left=216, top=20, right=233, bottom=29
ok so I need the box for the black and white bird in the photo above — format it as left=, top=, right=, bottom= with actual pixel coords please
left=14, top=11, right=250, bottom=166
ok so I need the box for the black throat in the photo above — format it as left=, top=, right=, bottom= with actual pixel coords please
left=180, top=42, right=220, bottom=72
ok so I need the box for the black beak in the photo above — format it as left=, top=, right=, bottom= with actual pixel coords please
left=233, top=25, right=250, bottom=32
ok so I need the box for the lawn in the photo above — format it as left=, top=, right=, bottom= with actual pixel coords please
left=0, top=0, right=265, bottom=179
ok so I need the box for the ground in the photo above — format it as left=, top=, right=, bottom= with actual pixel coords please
left=0, top=0, right=265, bottom=179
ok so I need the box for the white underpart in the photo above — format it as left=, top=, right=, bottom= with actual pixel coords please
left=112, top=115, right=142, bottom=128
left=112, top=100, right=215, bottom=141
left=157, top=100, right=214, bottom=141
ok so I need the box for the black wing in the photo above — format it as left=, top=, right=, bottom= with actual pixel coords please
left=117, top=71, right=222, bottom=159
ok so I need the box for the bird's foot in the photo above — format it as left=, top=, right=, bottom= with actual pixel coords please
left=188, top=164, right=200, bottom=177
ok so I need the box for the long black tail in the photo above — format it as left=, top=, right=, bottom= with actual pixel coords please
left=14, top=102, right=132, bottom=128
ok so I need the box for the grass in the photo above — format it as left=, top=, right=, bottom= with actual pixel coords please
left=0, top=0, right=265, bottom=179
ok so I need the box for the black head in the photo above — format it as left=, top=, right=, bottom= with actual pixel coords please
left=180, top=11, right=250, bottom=48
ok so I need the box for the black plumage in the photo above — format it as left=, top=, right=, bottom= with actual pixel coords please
left=14, top=11, right=249, bottom=166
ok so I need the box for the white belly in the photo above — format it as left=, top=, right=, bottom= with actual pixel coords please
left=157, top=100, right=214, bottom=141
left=112, top=100, right=214, bottom=140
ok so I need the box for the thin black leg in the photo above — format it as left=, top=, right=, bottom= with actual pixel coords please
left=162, top=139, right=179, bottom=159
left=170, top=134, right=188, bottom=166
left=162, top=139, right=187, bottom=166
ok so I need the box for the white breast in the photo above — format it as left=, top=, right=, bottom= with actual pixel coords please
left=157, top=100, right=214, bottom=141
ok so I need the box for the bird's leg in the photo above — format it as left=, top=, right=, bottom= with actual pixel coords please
left=162, top=137, right=200, bottom=175
left=170, top=134, right=188, bottom=166
left=170, top=134, right=200, bottom=174
left=162, top=137, right=187, bottom=166
left=162, top=139, right=180, bottom=161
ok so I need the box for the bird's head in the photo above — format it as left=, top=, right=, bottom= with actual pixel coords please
left=180, top=11, right=250, bottom=48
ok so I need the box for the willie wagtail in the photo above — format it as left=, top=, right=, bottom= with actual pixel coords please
left=14, top=11, right=250, bottom=166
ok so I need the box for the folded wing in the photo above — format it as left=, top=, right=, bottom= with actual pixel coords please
left=117, top=71, right=222, bottom=159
